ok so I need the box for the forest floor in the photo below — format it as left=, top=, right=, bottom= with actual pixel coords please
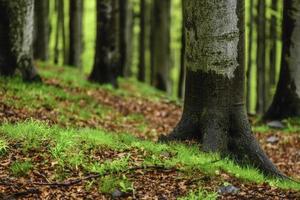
left=0, top=64, right=299, bottom=199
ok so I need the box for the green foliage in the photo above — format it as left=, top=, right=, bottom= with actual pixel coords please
left=0, top=138, right=8, bottom=156
left=179, top=188, right=218, bottom=200
left=99, top=175, right=133, bottom=194
left=10, top=161, right=33, bottom=177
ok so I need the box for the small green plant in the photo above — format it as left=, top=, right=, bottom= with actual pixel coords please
left=179, top=188, right=218, bottom=200
left=99, top=175, right=133, bottom=194
left=0, top=139, right=8, bottom=155
left=10, top=161, right=33, bottom=177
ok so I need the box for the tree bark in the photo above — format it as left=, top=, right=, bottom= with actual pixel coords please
left=33, top=0, right=50, bottom=61
left=68, top=0, right=84, bottom=68
left=160, top=0, right=284, bottom=178
left=256, top=0, right=267, bottom=114
left=89, top=0, right=120, bottom=87
left=0, top=0, right=40, bottom=81
left=150, top=0, right=171, bottom=92
left=264, top=0, right=300, bottom=120
left=138, top=0, right=146, bottom=82
left=119, top=0, right=133, bottom=77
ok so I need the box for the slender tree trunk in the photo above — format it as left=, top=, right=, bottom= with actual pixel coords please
left=246, top=0, right=254, bottom=112
left=138, top=0, right=146, bottom=82
left=54, top=0, right=60, bottom=64
left=264, top=0, right=300, bottom=120
left=161, top=0, right=284, bottom=178
left=256, top=0, right=266, bottom=114
left=0, top=0, right=40, bottom=81
left=269, top=0, right=278, bottom=86
left=68, top=0, right=84, bottom=68
left=119, top=0, right=133, bottom=77
left=178, top=2, right=185, bottom=98
left=33, top=0, right=50, bottom=61
left=150, top=0, right=171, bottom=92
left=89, top=0, right=120, bottom=87
left=60, top=0, right=67, bottom=65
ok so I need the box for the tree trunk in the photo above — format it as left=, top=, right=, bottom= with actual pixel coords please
left=246, top=0, right=254, bottom=112
left=68, top=0, right=84, bottom=68
left=0, top=0, right=40, bottom=81
left=178, top=1, right=185, bottom=99
left=264, top=0, right=300, bottom=120
left=119, top=0, right=133, bottom=77
left=138, top=0, right=146, bottom=82
left=269, top=0, right=278, bottom=86
left=33, top=0, right=50, bottom=61
left=256, top=0, right=267, bottom=114
left=161, top=0, right=284, bottom=178
left=54, top=0, right=60, bottom=64
left=150, top=0, right=171, bottom=92
left=89, top=0, right=120, bottom=87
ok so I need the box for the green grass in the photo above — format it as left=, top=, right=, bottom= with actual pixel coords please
left=178, top=189, right=218, bottom=200
left=10, top=160, right=33, bottom=177
left=0, top=121, right=299, bottom=192
left=99, top=175, right=133, bottom=194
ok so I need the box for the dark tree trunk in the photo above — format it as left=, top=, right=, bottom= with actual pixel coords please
left=269, top=0, right=278, bottom=86
left=33, top=0, right=50, bottom=61
left=256, top=0, right=267, bottom=114
left=150, top=0, right=171, bottom=92
left=178, top=2, right=185, bottom=99
left=246, top=0, right=254, bottom=112
left=68, top=0, right=84, bottom=68
left=138, top=0, right=146, bottom=82
left=264, top=0, right=300, bottom=120
left=0, top=0, right=40, bottom=81
left=89, top=0, right=120, bottom=87
left=54, top=0, right=60, bottom=64
left=161, top=0, right=284, bottom=178
left=119, top=0, right=133, bottom=77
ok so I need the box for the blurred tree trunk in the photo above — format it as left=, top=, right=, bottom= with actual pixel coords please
left=150, top=0, right=171, bottom=92
left=269, top=0, right=278, bottom=86
left=161, top=0, right=283, bottom=178
left=119, top=0, right=133, bottom=77
left=246, top=0, right=254, bottom=112
left=54, top=0, right=66, bottom=65
left=264, top=0, right=300, bottom=120
left=0, top=0, right=40, bottom=81
left=68, top=0, right=84, bottom=68
left=89, top=0, right=119, bottom=87
left=138, top=0, right=146, bottom=82
left=178, top=2, right=185, bottom=98
left=33, top=0, right=50, bottom=61
left=256, top=0, right=266, bottom=114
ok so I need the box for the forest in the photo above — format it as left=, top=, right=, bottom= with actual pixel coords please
left=0, top=0, right=299, bottom=199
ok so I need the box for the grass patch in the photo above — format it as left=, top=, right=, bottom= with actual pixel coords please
left=10, top=160, right=33, bottom=177
left=179, top=188, right=218, bottom=200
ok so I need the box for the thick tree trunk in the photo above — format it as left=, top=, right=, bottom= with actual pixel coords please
left=0, top=0, right=40, bottom=81
left=150, top=0, right=171, bottom=92
left=178, top=2, right=185, bottom=99
left=246, top=0, right=254, bottom=112
left=33, top=0, right=50, bottom=61
left=138, top=0, right=146, bottom=82
left=264, top=0, right=300, bottom=120
left=89, top=0, right=119, bottom=87
left=68, top=0, right=84, bottom=68
left=256, top=0, right=267, bottom=114
left=161, top=0, right=284, bottom=178
left=119, top=0, right=133, bottom=77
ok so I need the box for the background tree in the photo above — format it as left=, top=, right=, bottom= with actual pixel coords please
left=178, top=0, right=185, bottom=98
left=161, top=0, right=283, bottom=177
left=89, top=0, right=120, bottom=87
left=150, top=0, right=171, bottom=92
left=264, top=0, right=300, bottom=120
left=68, top=0, right=84, bottom=68
left=33, top=0, right=50, bottom=61
left=137, top=0, right=146, bottom=82
left=256, top=0, right=267, bottom=114
left=0, top=0, right=40, bottom=81
left=119, top=0, right=133, bottom=77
